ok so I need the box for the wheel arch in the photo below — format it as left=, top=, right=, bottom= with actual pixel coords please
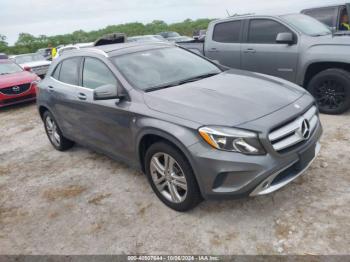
left=302, top=61, right=350, bottom=87
left=136, top=128, right=198, bottom=174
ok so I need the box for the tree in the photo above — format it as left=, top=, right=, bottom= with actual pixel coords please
left=0, top=34, right=8, bottom=53
left=5, top=18, right=214, bottom=55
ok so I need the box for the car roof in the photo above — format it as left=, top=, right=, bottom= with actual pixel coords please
left=12, top=53, right=36, bottom=58
left=302, top=3, right=346, bottom=11
left=76, top=42, right=175, bottom=57
left=0, top=59, right=14, bottom=64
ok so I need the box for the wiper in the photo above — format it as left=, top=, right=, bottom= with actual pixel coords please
left=177, top=72, right=219, bottom=85
left=145, top=72, right=219, bottom=92
left=145, top=83, right=180, bottom=92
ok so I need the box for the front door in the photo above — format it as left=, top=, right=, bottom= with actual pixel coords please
left=241, top=19, right=299, bottom=82
left=74, top=56, right=134, bottom=161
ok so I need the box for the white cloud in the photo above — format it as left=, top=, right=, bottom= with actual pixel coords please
left=0, top=0, right=345, bottom=44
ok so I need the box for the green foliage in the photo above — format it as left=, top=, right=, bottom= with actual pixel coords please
left=0, top=18, right=213, bottom=55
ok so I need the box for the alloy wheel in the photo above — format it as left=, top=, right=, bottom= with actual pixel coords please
left=150, top=152, right=188, bottom=203
left=45, top=116, right=61, bottom=147
left=315, top=79, right=346, bottom=110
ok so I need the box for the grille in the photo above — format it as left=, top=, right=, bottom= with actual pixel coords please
left=269, top=106, right=318, bottom=152
left=0, top=94, right=35, bottom=105
left=0, top=83, right=31, bottom=95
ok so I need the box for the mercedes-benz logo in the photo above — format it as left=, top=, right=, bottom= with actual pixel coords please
left=301, top=119, right=311, bottom=140
left=12, top=86, right=20, bottom=92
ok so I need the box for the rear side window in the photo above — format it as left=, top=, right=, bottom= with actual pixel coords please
left=248, top=19, right=291, bottom=44
left=303, top=7, right=337, bottom=27
left=213, top=20, right=241, bottom=43
left=82, top=57, right=117, bottom=89
left=58, top=57, right=81, bottom=85
left=52, top=63, right=61, bottom=80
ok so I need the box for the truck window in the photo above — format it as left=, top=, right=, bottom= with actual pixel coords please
left=248, top=19, right=291, bottom=44
left=339, top=7, right=350, bottom=31
left=303, top=7, right=337, bottom=28
left=213, top=20, right=241, bottom=43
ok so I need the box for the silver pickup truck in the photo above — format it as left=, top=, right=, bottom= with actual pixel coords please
left=179, top=14, right=350, bottom=114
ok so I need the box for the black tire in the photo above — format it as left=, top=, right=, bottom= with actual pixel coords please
left=307, top=68, right=350, bottom=114
left=43, top=111, right=74, bottom=151
left=144, top=142, right=202, bottom=212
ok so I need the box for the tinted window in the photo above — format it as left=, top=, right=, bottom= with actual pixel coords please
left=213, top=21, right=241, bottom=43
left=59, top=57, right=81, bottom=85
left=248, top=19, right=291, bottom=44
left=52, top=63, right=61, bottom=80
left=82, top=57, right=117, bottom=89
left=303, top=8, right=336, bottom=27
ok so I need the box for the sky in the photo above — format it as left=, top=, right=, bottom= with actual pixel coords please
left=0, top=0, right=345, bottom=45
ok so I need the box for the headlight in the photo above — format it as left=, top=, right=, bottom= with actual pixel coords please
left=198, top=126, right=265, bottom=155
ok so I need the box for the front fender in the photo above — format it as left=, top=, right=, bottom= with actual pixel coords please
left=298, top=44, right=350, bottom=85
left=134, top=117, right=205, bottom=194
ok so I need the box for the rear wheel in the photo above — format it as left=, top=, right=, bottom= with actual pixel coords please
left=145, top=142, right=202, bottom=212
left=43, top=111, right=74, bottom=151
left=307, top=68, right=350, bottom=114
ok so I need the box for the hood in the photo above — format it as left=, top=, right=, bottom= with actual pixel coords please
left=19, top=60, right=51, bottom=68
left=308, top=33, right=350, bottom=45
left=0, top=71, right=38, bottom=88
left=144, top=69, right=305, bottom=126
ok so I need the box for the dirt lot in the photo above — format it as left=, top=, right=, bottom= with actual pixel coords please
left=0, top=102, right=349, bottom=255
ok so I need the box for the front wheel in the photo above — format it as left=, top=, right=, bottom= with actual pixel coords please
left=145, top=142, right=202, bottom=212
left=307, top=68, right=350, bottom=114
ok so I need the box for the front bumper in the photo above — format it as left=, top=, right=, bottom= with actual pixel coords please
left=188, top=116, right=323, bottom=200
left=0, top=85, right=36, bottom=108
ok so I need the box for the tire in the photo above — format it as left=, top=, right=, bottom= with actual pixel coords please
left=43, top=111, right=74, bottom=151
left=307, top=68, right=350, bottom=114
left=144, top=142, right=202, bottom=212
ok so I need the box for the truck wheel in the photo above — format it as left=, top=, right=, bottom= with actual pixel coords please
left=307, top=68, right=350, bottom=114
left=144, top=142, right=202, bottom=212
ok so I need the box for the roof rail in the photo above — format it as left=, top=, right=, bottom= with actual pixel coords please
left=83, top=48, right=109, bottom=57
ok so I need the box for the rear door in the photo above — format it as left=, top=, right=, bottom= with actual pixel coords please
left=241, top=18, right=299, bottom=82
left=74, top=56, right=134, bottom=161
left=49, top=57, right=82, bottom=138
left=205, top=19, right=242, bottom=68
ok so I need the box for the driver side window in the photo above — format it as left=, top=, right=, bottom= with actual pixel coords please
left=248, top=19, right=292, bottom=44
left=82, top=57, right=117, bottom=89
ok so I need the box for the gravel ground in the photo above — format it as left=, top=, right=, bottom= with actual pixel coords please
left=0, top=102, right=349, bottom=255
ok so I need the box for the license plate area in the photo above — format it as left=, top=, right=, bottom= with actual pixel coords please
left=296, top=143, right=316, bottom=171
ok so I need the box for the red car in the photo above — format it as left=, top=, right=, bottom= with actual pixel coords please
left=0, top=59, right=40, bottom=107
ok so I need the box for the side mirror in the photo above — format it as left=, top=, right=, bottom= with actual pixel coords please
left=23, top=66, right=32, bottom=72
left=93, top=84, right=119, bottom=100
left=276, top=32, right=294, bottom=45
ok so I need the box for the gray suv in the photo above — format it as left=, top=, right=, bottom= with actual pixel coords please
left=37, top=42, right=322, bottom=211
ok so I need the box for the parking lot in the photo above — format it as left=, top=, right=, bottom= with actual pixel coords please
left=0, top=102, right=349, bottom=255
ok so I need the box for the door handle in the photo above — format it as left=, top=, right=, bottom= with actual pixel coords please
left=243, top=48, right=256, bottom=53
left=208, top=48, right=219, bottom=52
left=48, top=86, right=54, bottom=92
left=78, top=93, right=87, bottom=101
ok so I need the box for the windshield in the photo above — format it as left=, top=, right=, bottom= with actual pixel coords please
left=113, top=47, right=221, bottom=91
left=0, top=62, right=23, bottom=75
left=15, top=54, right=46, bottom=64
left=282, top=14, right=332, bottom=36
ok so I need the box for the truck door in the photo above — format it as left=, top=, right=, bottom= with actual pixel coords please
left=241, top=18, right=298, bottom=82
left=205, top=20, right=242, bottom=69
